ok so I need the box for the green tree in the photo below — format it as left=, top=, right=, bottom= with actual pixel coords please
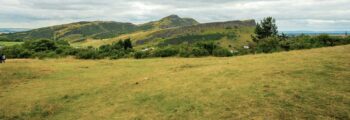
left=253, top=17, right=278, bottom=42
left=123, top=38, right=133, bottom=50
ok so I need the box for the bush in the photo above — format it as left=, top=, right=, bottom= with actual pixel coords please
left=55, top=46, right=75, bottom=55
left=256, top=36, right=283, bottom=53
left=33, top=51, right=58, bottom=59
left=1, top=45, right=33, bottom=58
left=18, top=49, right=34, bottom=58
left=287, top=36, right=316, bottom=50
left=23, top=39, right=58, bottom=52
left=153, top=47, right=179, bottom=57
left=99, top=44, right=113, bottom=53
left=179, top=49, right=192, bottom=57
left=76, top=48, right=102, bottom=59
left=317, top=34, right=334, bottom=46
left=213, top=48, right=233, bottom=57
left=191, top=47, right=210, bottom=57
left=134, top=51, right=150, bottom=59
left=108, top=51, right=126, bottom=59
left=196, top=42, right=218, bottom=54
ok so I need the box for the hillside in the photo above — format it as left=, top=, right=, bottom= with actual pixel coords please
left=0, top=45, right=349, bottom=119
left=0, top=15, right=256, bottom=50
left=136, top=19, right=255, bottom=48
left=74, top=19, right=256, bottom=49
left=0, top=15, right=199, bottom=42
left=0, top=21, right=138, bottom=42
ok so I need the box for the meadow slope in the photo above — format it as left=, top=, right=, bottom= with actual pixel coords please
left=0, top=45, right=349, bottom=119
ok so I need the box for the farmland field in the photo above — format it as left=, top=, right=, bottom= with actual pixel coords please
left=0, top=45, right=349, bottom=119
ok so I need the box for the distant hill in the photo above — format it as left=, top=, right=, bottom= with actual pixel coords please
left=0, top=21, right=139, bottom=42
left=0, top=15, right=256, bottom=49
left=0, top=15, right=199, bottom=42
left=0, top=28, right=30, bottom=33
left=282, top=31, right=349, bottom=36
left=75, top=19, right=256, bottom=49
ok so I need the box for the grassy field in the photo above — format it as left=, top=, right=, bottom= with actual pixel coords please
left=0, top=45, right=349, bottom=119
left=0, top=41, right=23, bottom=47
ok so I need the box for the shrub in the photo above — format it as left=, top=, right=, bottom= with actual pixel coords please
left=287, top=36, right=315, bottom=50
left=191, top=47, right=209, bottom=57
left=134, top=51, right=150, bottom=59
left=179, top=49, right=192, bottom=57
left=317, top=34, right=334, bottom=46
left=213, top=48, right=233, bottom=57
left=33, top=51, right=58, bottom=59
left=18, top=49, right=34, bottom=58
left=256, top=36, right=283, bottom=53
left=153, top=47, right=179, bottom=57
left=99, top=44, right=113, bottom=53
left=76, top=48, right=102, bottom=59
left=109, top=51, right=126, bottom=59
left=1, top=45, right=33, bottom=58
left=196, top=42, right=218, bottom=55
left=23, top=39, right=57, bottom=52
left=55, top=46, right=74, bottom=55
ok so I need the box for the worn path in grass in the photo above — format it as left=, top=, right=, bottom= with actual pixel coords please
left=0, top=45, right=349, bottom=119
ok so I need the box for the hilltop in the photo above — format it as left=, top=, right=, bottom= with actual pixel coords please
left=139, top=15, right=199, bottom=29
left=1, top=45, right=349, bottom=119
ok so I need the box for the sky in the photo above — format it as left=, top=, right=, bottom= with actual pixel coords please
left=0, top=0, right=349, bottom=31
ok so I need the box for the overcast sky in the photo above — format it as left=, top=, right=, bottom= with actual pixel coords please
left=0, top=0, right=349, bottom=31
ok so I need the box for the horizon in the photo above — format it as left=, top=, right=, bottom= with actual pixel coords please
left=1, top=0, right=349, bottom=31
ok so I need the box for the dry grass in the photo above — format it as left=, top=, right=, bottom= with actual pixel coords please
left=0, top=45, right=349, bottom=119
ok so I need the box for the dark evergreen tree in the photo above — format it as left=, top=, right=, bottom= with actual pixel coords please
left=253, top=17, right=278, bottom=42
left=123, top=38, right=133, bottom=50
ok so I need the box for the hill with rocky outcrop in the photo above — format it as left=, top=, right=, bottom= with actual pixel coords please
left=0, top=15, right=256, bottom=49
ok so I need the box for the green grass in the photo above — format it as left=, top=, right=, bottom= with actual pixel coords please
left=0, top=45, right=349, bottom=119
left=0, top=41, right=23, bottom=47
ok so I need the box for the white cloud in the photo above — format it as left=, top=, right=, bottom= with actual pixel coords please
left=0, top=0, right=349, bottom=31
